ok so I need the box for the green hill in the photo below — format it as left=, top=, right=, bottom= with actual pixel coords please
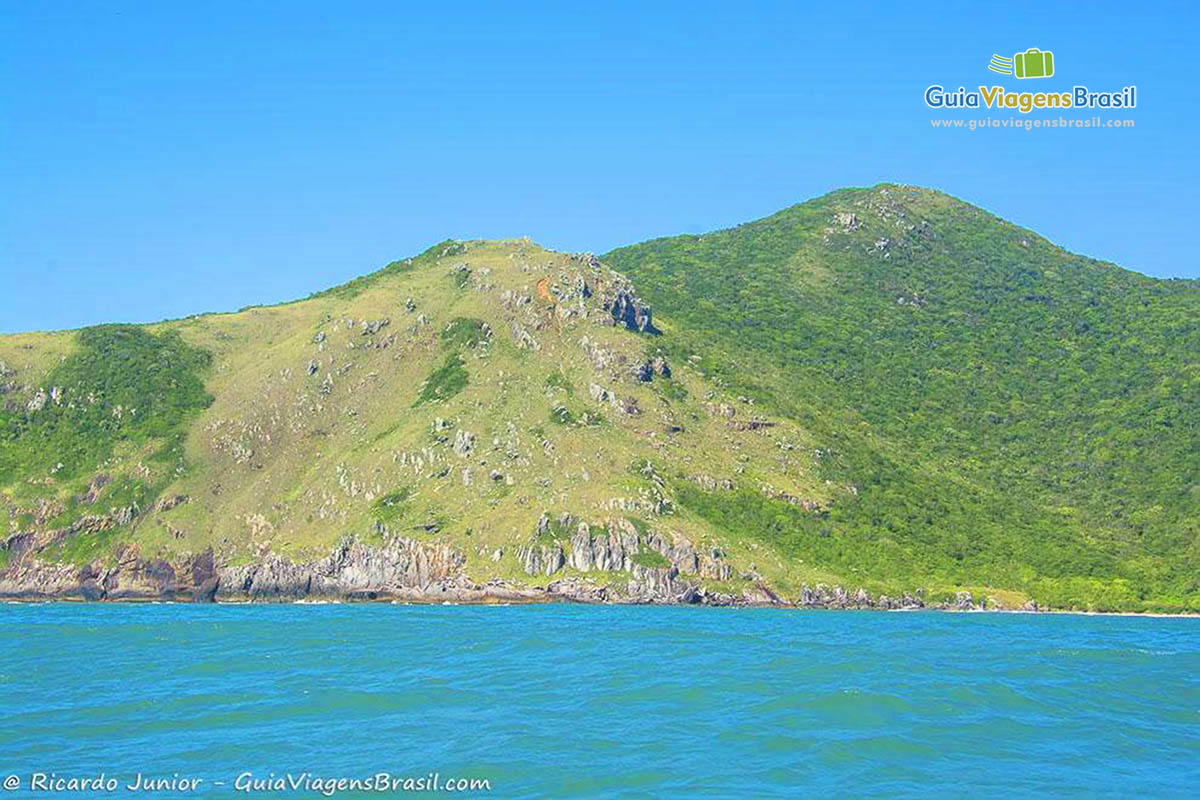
left=606, top=184, right=1199, bottom=612
left=1, top=186, right=1196, bottom=611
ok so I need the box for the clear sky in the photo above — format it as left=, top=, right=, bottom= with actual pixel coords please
left=1, top=0, right=1197, bottom=332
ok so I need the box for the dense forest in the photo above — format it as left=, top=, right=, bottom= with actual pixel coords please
left=607, top=185, right=1199, bottom=611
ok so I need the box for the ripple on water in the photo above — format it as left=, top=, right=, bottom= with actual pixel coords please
left=0, top=604, right=1196, bottom=797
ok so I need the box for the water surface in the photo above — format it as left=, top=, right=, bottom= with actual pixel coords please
left=1, top=604, right=1197, bottom=797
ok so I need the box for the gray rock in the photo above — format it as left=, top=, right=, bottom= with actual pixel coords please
left=362, top=318, right=390, bottom=336
left=452, top=429, right=476, bottom=456
left=952, top=591, right=976, bottom=610
left=26, top=388, right=47, bottom=412
left=221, top=536, right=466, bottom=600
left=510, top=321, right=539, bottom=350
left=602, top=279, right=658, bottom=334
left=833, top=211, right=860, bottom=232
left=519, top=541, right=565, bottom=576
left=154, top=494, right=189, bottom=512
left=82, top=474, right=112, bottom=504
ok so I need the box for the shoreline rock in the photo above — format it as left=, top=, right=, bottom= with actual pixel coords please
left=0, top=513, right=1046, bottom=610
left=0, top=534, right=1043, bottom=611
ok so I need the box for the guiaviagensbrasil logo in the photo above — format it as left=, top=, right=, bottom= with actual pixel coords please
left=924, top=47, right=1136, bottom=115
left=989, top=48, right=1054, bottom=79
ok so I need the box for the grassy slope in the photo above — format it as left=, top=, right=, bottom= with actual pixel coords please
left=1, top=239, right=831, bottom=596
left=605, top=184, right=1200, bottom=611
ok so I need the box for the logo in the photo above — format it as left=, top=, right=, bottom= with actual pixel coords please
left=923, top=47, right=1136, bottom=115
left=989, top=48, right=1055, bottom=79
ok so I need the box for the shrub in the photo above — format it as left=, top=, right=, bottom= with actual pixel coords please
left=414, top=354, right=468, bottom=406
left=0, top=325, right=212, bottom=484
left=440, top=318, right=489, bottom=350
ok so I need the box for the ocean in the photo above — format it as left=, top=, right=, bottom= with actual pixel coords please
left=0, top=604, right=1196, bottom=798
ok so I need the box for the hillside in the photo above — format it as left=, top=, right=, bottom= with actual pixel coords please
left=0, top=241, right=827, bottom=605
left=0, top=186, right=1196, bottom=611
left=606, top=184, right=1199, bottom=612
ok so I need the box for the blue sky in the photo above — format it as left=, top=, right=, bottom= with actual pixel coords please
left=1, top=0, right=1197, bottom=332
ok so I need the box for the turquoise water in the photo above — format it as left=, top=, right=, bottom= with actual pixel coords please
left=0, top=605, right=1197, bottom=798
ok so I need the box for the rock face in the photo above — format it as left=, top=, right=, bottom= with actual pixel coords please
left=26, top=388, right=47, bottom=412
left=797, top=582, right=927, bottom=610
left=0, top=528, right=1033, bottom=610
left=0, top=536, right=466, bottom=602
left=601, top=279, right=657, bottom=334
left=511, top=517, right=740, bottom=604
left=220, top=536, right=465, bottom=600
left=518, top=540, right=566, bottom=577
left=452, top=429, right=476, bottom=456
left=569, top=519, right=639, bottom=572
left=0, top=544, right=218, bottom=602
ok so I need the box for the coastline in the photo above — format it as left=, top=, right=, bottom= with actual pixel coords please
left=2, top=592, right=1197, bottom=617
left=3, top=535, right=1195, bottom=616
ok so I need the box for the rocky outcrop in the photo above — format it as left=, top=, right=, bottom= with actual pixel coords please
left=0, top=544, right=217, bottom=601
left=0, top=559, right=88, bottom=599
left=830, top=211, right=861, bottom=233
left=0, top=522, right=1029, bottom=611
left=690, top=474, right=736, bottom=492
left=627, top=562, right=692, bottom=603
left=569, top=519, right=639, bottom=572
left=950, top=591, right=986, bottom=611
left=600, top=279, right=657, bottom=334
left=220, top=536, right=466, bottom=600
left=510, top=320, right=539, bottom=350
left=452, top=429, right=476, bottom=456
left=631, top=356, right=670, bottom=382
left=798, top=583, right=927, bottom=610
left=361, top=318, right=390, bottom=336
left=526, top=518, right=734, bottom=604
left=26, top=388, right=47, bottom=412
left=154, top=494, right=190, bottom=513
left=0, top=535, right=466, bottom=602
left=518, top=541, right=566, bottom=577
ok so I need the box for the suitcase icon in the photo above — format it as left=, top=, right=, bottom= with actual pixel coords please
left=1014, top=48, right=1054, bottom=79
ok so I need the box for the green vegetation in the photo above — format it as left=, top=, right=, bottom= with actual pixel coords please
left=451, top=267, right=472, bottom=289
left=440, top=318, right=489, bottom=350
left=631, top=549, right=670, bottom=569
left=544, top=370, right=574, bottom=394
left=0, top=325, right=212, bottom=485
left=608, top=184, right=1200, bottom=611
left=578, top=410, right=606, bottom=427
left=656, top=378, right=688, bottom=403
left=373, top=487, right=413, bottom=525
left=534, top=513, right=577, bottom=542
left=308, top=240, right=460, bottom=301
left=47, top=526, right=128, bottom=567
left=624, top=516, right=650, bottom=537
left=414, top=354, right=468, bottom=406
